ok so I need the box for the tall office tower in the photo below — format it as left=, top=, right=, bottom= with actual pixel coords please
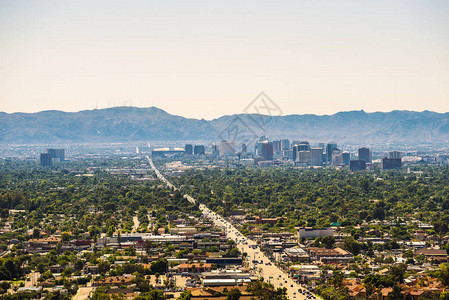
left=388, top=151, right=402, bottom=159
left=358, top=147, right=372, bottom=163
left=219, top=141, right=236, bottom=156
left=292, top=145, right=298, bottom=161
left=194, top=145, right=205, bottom=155
left=241, top=143, right=247, bottom=154
left=281, top=139, right=290, bottom=150
left=283, top=149, right=294, bottom=160
left=211, top=145, right=219, bottom=157
left=261, top=141, right=274, bottom=161
left=273, top=140, right=281, bottom=153
left=342, top=152, right=350, bottom=165
left=298, top=150, right=312, bottom=165
left=332, top=150, right=342, bottom=166
left=40, top=153, right=52, bottom=166
left=350, top=160, right=366, bottom=171
left=256, top=136, right=268, bottom=155
left=255, top=142, right=263, bottom=156
left=293, top=141, right=311, bottom=161
left=47, top=149, right=65, bottom=161
left=318, top=143, right=326, bottom=163
left=382, top=157, right=402, bottom=170
left=326, top=143, right=338, bottom=163
left=292, top=140, right=301, bottom=147
left=184, top=144, right=193, bottom=155
left=311, top=148, right=323, bottom=166
left=298, top=141, right=311, bottom=151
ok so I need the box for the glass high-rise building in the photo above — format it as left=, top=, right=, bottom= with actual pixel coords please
left=194, top=145, right=205, bottom=155
left=326, top=143, right=338, bottom=163
left=358, top=147, right=372, bottom=163
left=184, top=144, right=193, bottom=155
left=342, top=152, right=350, bottom=165
left=40, top=153, right=52, bottom=166
left=47, top=148, right=65, bottom=161
left=261, top=142, right=274, bottom=161
left=311, top=148, right=323, bottom=166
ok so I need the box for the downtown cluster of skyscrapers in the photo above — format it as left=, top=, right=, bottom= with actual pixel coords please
left=186, top=138, right=402, bottom=170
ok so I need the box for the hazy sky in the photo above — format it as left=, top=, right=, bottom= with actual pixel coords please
left=1, top=0, right=448, bottom=119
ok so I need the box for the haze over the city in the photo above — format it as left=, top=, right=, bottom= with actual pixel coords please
left=1, top=0, right=449, bottom=119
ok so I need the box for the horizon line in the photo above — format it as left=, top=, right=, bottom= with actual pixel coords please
left=1, top=105, right=447, bottom=121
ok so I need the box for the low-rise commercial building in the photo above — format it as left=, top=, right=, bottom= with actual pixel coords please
left=297, top=227, right=334, bottom=241
left=307, top=247, right=353, bottom=263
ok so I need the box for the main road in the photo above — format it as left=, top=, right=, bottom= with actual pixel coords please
left=146, top=156, right=311, bottom=300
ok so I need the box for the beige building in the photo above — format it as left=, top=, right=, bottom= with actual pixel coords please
left=219, top=141, right=236, bottom=156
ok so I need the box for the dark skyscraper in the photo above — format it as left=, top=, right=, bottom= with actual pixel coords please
left=342, top=152, right=350, bottom=165
left=326, top=143, right=338, bottom=163
left=298, top=141, right=311, bottom=151
left=382, top=157, right=402, bottom=170
left=273, top=140, right=281, bottom=153
left=358, top=147, right=371, bottom=163
left=261, top=142, right=273, bottom=161
left=350, top=160, right=366, bottom=171
left=292, top=145, right=298, bottom=161
left=47, top=149, right=65, bottom=161
left=311, top=148, right=323, bottom=166
left=40, top=153, right=52, bottom=166
left=184, top=144, right=193, bottom=155
left=241, top=143, right=247, bottom=153
left=193, top=145, right=205, bottom=155
left=211, top=144, right=219, bottom=157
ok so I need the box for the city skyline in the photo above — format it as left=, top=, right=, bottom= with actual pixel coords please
left=1, top=0, right=448, bottom=119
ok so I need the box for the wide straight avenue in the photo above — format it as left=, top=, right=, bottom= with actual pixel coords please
left=146, top=156, right=313, bottom=300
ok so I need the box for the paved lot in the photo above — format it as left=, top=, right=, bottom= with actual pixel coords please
left=24, top=272, right=40, bottom=288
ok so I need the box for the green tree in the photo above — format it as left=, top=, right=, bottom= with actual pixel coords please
left=436, top=263, right=449, bottom=285
left=147, top=289, right=166, bottom=300
left=343, top=237, right=361, bottom=256
left=177, top=290, right=192, bottom=300
left=389, top=264, right=406, bottom=284
left=321, top=235, right=335, bottom=249
left=98, top=261, right=110, bottom=274
left=227, top=288, right=242, bottom=300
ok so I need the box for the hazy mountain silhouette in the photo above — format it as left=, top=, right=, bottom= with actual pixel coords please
left=0, top=107, right=448, bottom=144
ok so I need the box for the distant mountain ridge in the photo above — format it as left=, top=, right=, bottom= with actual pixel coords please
left=1, top=107, right=448, bottom=144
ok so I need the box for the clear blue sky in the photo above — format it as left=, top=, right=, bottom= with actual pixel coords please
left=1, top=0, right=448, bottom=119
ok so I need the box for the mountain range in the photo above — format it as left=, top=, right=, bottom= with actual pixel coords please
left=1, top=107, right=448, bottom=144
